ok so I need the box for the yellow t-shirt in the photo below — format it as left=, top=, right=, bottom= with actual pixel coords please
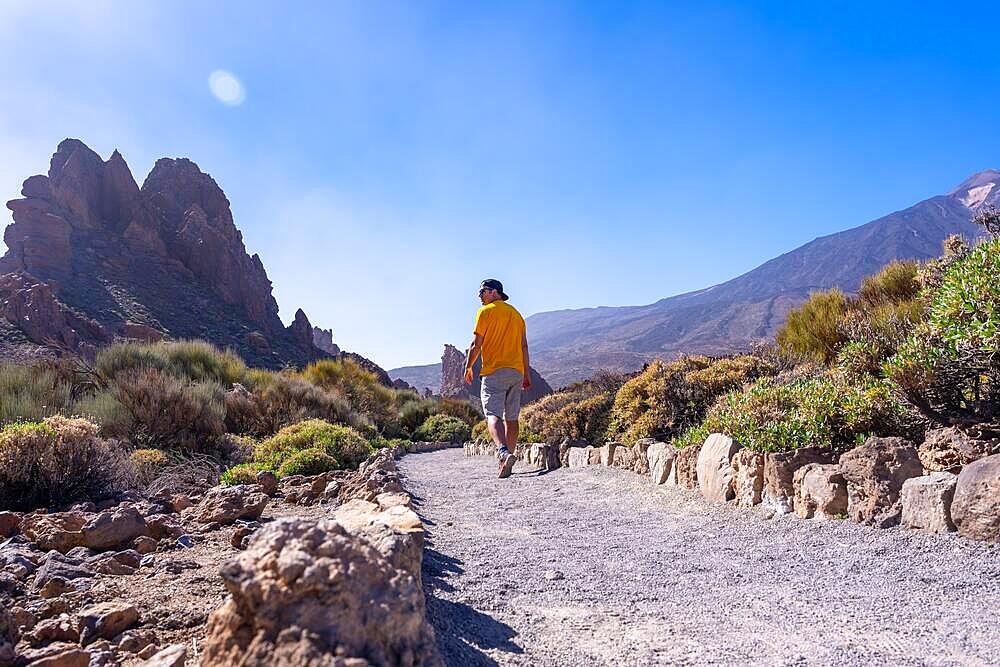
left=474, top=301, right=526, bottom=377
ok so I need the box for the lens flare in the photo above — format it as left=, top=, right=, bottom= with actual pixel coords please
left=208, top=70, right=246, bottom=106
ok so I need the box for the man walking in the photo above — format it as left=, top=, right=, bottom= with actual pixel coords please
left=464, top=279, right=531, bottom=478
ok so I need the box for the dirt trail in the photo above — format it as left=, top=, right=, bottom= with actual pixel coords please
left=400, top=449, right=1000, bottom=667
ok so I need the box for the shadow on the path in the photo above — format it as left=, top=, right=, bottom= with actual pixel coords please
left=421, top=534, right=522, bottom=666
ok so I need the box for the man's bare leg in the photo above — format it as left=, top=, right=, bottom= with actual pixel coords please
left=505, top=419, right=519, bottom=452
left=487, top=416, right=508, bottom=457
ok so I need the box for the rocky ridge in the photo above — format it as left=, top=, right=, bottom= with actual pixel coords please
left=0, top=139, right=384, bottom=377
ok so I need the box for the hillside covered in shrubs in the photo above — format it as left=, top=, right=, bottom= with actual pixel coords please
left=492, top=208, right=1000, bottom=461
left=0, top=341, right=482, bottom=512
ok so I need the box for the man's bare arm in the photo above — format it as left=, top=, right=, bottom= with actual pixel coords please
left=521, top=332, right=531, bottom=390
left=465, top=333, right=484, bottom=384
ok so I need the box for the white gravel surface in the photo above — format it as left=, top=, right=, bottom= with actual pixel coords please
left=400, top=449, right=1000, bottom=667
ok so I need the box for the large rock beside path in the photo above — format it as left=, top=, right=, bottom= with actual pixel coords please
left=839, top=437, right=923, bottom=528
left=674, top=443, right=702, bottom=489
left=646, top=442, right=675, bottom=485
left=793, top=464, right=847, bottom=519
left=950, top=453, right=1000, bottom=542
left=185, top=486, right=268, bottom=525
left=763, top=447, right=835, bottom=515
left=567, top=447, right=594, bottom=468
left=918, top=427, right=998, bottom=472
left=81, top=506, right=148, bottom=551
left=731, top=449, right=764, bottom=507
left=201, top=517, right=442, bottom=667
left=697, top=434, right=741, bottom=502
left=20, top=512, right=86, bottom=553
left=901, top=472, right=957, bottom=533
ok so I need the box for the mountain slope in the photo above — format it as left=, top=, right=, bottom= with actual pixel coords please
left=528, top=170, right=998, bottom=388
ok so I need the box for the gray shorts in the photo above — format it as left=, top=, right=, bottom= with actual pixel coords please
left=480, top=367, right=523, bottom=420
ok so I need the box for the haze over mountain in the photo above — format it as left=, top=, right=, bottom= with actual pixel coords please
left=521, top=170, right=998, bottom=388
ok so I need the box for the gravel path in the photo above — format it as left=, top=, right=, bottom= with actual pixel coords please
left=399, top=449, right=1000, bottom=667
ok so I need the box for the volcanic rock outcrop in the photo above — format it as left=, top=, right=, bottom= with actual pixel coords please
left=0, top=139, right=384, bottom=375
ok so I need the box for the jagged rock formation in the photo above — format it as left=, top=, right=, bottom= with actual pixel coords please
left=0, top=139, right=386, bottom=377
left=311, top=326, right=340, bottom=356
left=438, top=343, right=552, bottom=406
left=526, top=170, right=1000, bottom=387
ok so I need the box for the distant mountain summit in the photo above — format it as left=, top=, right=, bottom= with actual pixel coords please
left=0, top=139, right=387, bottom=379
left=528, top=170, right=998, bottom=388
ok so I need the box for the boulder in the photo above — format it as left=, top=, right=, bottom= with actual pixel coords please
left=632, top=439, right=653, bottom=476
left=20, top=512, right=87, bottom=553
left=332, top=500, right=426, bottom=581
left=567, top=447, right=592, bottom=468
left=0, top=605, right=17, bottom=667
left=0, top=512, right=21, bottom=538
left=646, top=442, right=675, bottom=485
left=255, top=470, right=279, bottom=496
left=674, top=443, right=702, bottom=490
left=697, top=434, right=741, bottom=502
left=731, top=449, right=765, bottom=507
left=541, top=444, right=561, bottom=471
left=918, top=427, right=998, bottom=472
left=839, top=437, right=923, bottom=527
left=201, top=517, right=442, bottom=667
left=82, top=506, right=149, bottom=551
left=588, top=447, right=602, bottom=465
left=138, top=644, right=186, bottom=667
left=32, top=552, right=94, bottom=593
left=77, top=602, right=139, bottom=645
left=901, top=472, right=957, bottom=533
left=612, top=445, right=637, bottom=470
left=115, top=629, right=158, bottom=654
left=15, top=642, right=89, bottom=667
left=793, top=464, right=848, bottom=519
left=763, top=447, right=836, bottom=514
left=144, top=514, right=184, bottom=540
left=27, top=614, right=78, bottom=646
left=599, top=442, right=619, bottom=466
left=950, top=453, right=1000, bottom=542
left=186, top=486, right=268, bottom=525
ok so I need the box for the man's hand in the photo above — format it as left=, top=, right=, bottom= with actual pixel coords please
left=522, top=374, right=531, bottom=391
left=464, top=367, right=474, bottom=385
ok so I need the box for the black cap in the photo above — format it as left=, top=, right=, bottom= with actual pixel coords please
left=481, top=279, right=509, bottom=301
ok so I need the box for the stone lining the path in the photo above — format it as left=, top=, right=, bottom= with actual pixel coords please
left=464, top=435, right=1000, bottom=542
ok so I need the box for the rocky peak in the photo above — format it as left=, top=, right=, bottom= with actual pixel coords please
left=312, top=327, right=341, bottom=355
left=950, top=169, right=1000, bottom=210
left=288, top=309, right=315, bottom=349
left=440, top=344, right=467, bottom=399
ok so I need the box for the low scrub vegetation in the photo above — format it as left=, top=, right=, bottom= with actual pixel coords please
left=414, top=414, right=472, bottom=443
left=0, top=416, right=134, bottom=511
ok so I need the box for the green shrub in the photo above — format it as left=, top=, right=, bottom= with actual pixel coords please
left=399, top=399, right=438, bottom=433
left=0, top=363, right=71, bottom=425
left=608, top=355, right=775, bottom=445
left=302, top=359, right=396, bottom=425
left=435, top=398, right=483, bottom=425
left=220, top=462, right=261, bottom=486
left=776, top=289, right=850, bottom=364
left=95, top=339, right=246, bottom=386
left=277, top=448, right=338, bottom=477
left=472, top=419, right=489, bottom=442
left=131, top=448, right=169, bottom=486
left=370, top=436, right=411, bottom=451
left=857, top=260, right=921, bottom=309
left=520, top=370, right=629, bottom=445
left=414, top=414, right=471, bottom=443
left=110, top=368, right=226, bottom=449
left=255, top=419, right=372, bottom=471
left=885, top=239, right=1000, bottom=424
left=225, top=371, right=360, bottom=436
left=695, top=374, right=904, bottom=453
left=0, top=416, right=135, bottom=511
left=673, top=423, right=709, bottom=449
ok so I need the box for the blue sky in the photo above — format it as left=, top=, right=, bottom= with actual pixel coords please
left=2, top=1, right=999, bottom=370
